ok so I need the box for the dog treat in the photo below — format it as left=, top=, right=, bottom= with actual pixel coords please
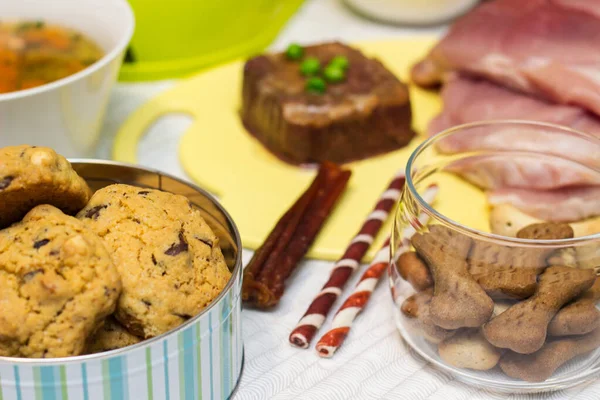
left=489, top=203, right=600, bottom=240
left=489, top=204, right=541, bottom=238
left=500, top=327, right=600, bottom=382
left=289, top=169, right=406, bottom=349
left=549, top=278, right=600, bottom=337
left=520, top=222, right=577, bottom=269
left=401, top=290, right=428, bottom=318
left=515, top=222, right=574, bottom=241
left=412, top=225, right=494, bottom=329
left=390, top=185, right=439, bottom=304
left=467, top=222, right=574, bottom=300
left=397, top=251, right=433, bottom=292
left=243, top=162, right=351, bottom=308
left=314, top=184, right=440, bottom=357
left=401, top=289, right=455, bottom=343
left=438, top=329, right=503, bottom=371
left=483, top=266, right=596, bottom=354
left=468, top=243, right=542, bottom=300
left=316, top=238, right=391, bottom=357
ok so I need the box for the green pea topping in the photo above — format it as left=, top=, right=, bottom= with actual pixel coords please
left=306, top=77, right=326, bottom=94
left=285, top=43, right=304, bottom=60
left=300, top=57, right=321, bottom=76
left=329, top=55, right=349, bottom=71
left=324, top=65, right=345, bottom=83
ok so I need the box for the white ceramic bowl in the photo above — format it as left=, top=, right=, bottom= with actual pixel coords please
left=0, top=0, right=135, bottom=157
left=343, top=0, right=479, bottom=25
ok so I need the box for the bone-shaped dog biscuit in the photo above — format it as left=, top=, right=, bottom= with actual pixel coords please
left=401, top=290, right=426, bottom=318
left=549, top=278, right=600, bottom=337
left=397, top=251, right=433, bottom=291
left=438, top=328, right=503, bottom=371
left=517, top=223, right=578, bottom=269
left=401, top=289, right=455, bottom=343
left=412, top=225, right=494, bottom=329
left=468, top=242, right=541, bottom=300
left=522, top=223, right=578, bottom=273
left=468, top=223, right=574, bottom=300
left=483, top=266, right=596, bottom=354
left=500, top=327, right=600, bottom=382
left=515, top=222, right=574, bottom=241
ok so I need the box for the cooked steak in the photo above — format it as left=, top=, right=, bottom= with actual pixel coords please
left=241, top=42, right=415, bottom=165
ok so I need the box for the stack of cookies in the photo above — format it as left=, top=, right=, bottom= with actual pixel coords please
left=0, top=145, right=231, bottom=358
left=399, top=222, right=600, bottom=382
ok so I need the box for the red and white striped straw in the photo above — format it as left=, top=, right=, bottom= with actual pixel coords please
left=289, top=170, right=407, bottom=349
left=315, top=184, right=438, bottom=358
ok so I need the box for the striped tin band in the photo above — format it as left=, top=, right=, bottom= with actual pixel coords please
left=221, top=299, right=229, bottom=398
left=209, top=315, right=214, bottom=400
left=0, top=286, right=242, bottom=400
left=162, top=341, right=170, bottom=400
left=198, top=321, right=204, bottom=400
left=178, top=326, right=197, bottom=400
left=12, top=367, right=20, bottom=400
left=145, top=348, right=153, bottom=400
left=81, top=364, right=88, bottom=400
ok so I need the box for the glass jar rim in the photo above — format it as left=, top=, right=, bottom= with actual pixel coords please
left=405, top=119, right=600, bottom=247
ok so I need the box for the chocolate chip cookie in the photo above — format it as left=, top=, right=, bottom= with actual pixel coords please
left=0, top=205, right=121, bottom=358
left=77, top=184, right=232, bottom=338
left=0, top=145, right=92, bottom=228
left=86, top=316, right=141, bottom=354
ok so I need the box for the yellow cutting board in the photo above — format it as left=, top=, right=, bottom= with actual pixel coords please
left=112, top=37, right=490, bottom=261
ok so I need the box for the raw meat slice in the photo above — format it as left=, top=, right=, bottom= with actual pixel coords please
left=429, top=77, right=600, bottom=190
left=429, top=77, right=600, bottom=145
left=447, top=157, right=600, bottom=191
left=488, top=187, right=600, bottom=222
left=411, top=0, right=600, bottom=117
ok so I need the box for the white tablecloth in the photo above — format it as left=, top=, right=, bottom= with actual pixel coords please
left=96, top=1, right=600, bottom=398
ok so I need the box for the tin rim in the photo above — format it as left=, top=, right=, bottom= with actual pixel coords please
left=0, top=159, right=243, bottom=365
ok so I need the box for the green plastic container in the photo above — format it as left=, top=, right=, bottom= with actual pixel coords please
left=120, top=0, right=305, bottom=81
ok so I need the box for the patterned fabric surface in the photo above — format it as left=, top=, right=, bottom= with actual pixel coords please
left=234, top=251, right=600, bottom=400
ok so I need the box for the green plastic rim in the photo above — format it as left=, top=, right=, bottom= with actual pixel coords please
left=118, top=0, right=305, bottom=82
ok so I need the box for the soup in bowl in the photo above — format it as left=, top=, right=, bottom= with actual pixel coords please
left=0, top=0, right=134, bottom=158
left=0, top=21, right=104, bottom=94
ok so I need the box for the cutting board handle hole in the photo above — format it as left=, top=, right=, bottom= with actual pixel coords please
left=136, top=112, right=194, bottom=174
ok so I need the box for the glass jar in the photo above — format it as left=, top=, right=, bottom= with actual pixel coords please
left=389, top=120, right=600, bottom=393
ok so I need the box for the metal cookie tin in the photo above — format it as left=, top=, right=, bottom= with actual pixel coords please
left=0, top=160, right=244, bottom=400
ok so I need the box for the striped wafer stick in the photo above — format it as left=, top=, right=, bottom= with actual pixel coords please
left=289, top=170, right=407, bottom=349
left=315, top=184, right=439, bottom=357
